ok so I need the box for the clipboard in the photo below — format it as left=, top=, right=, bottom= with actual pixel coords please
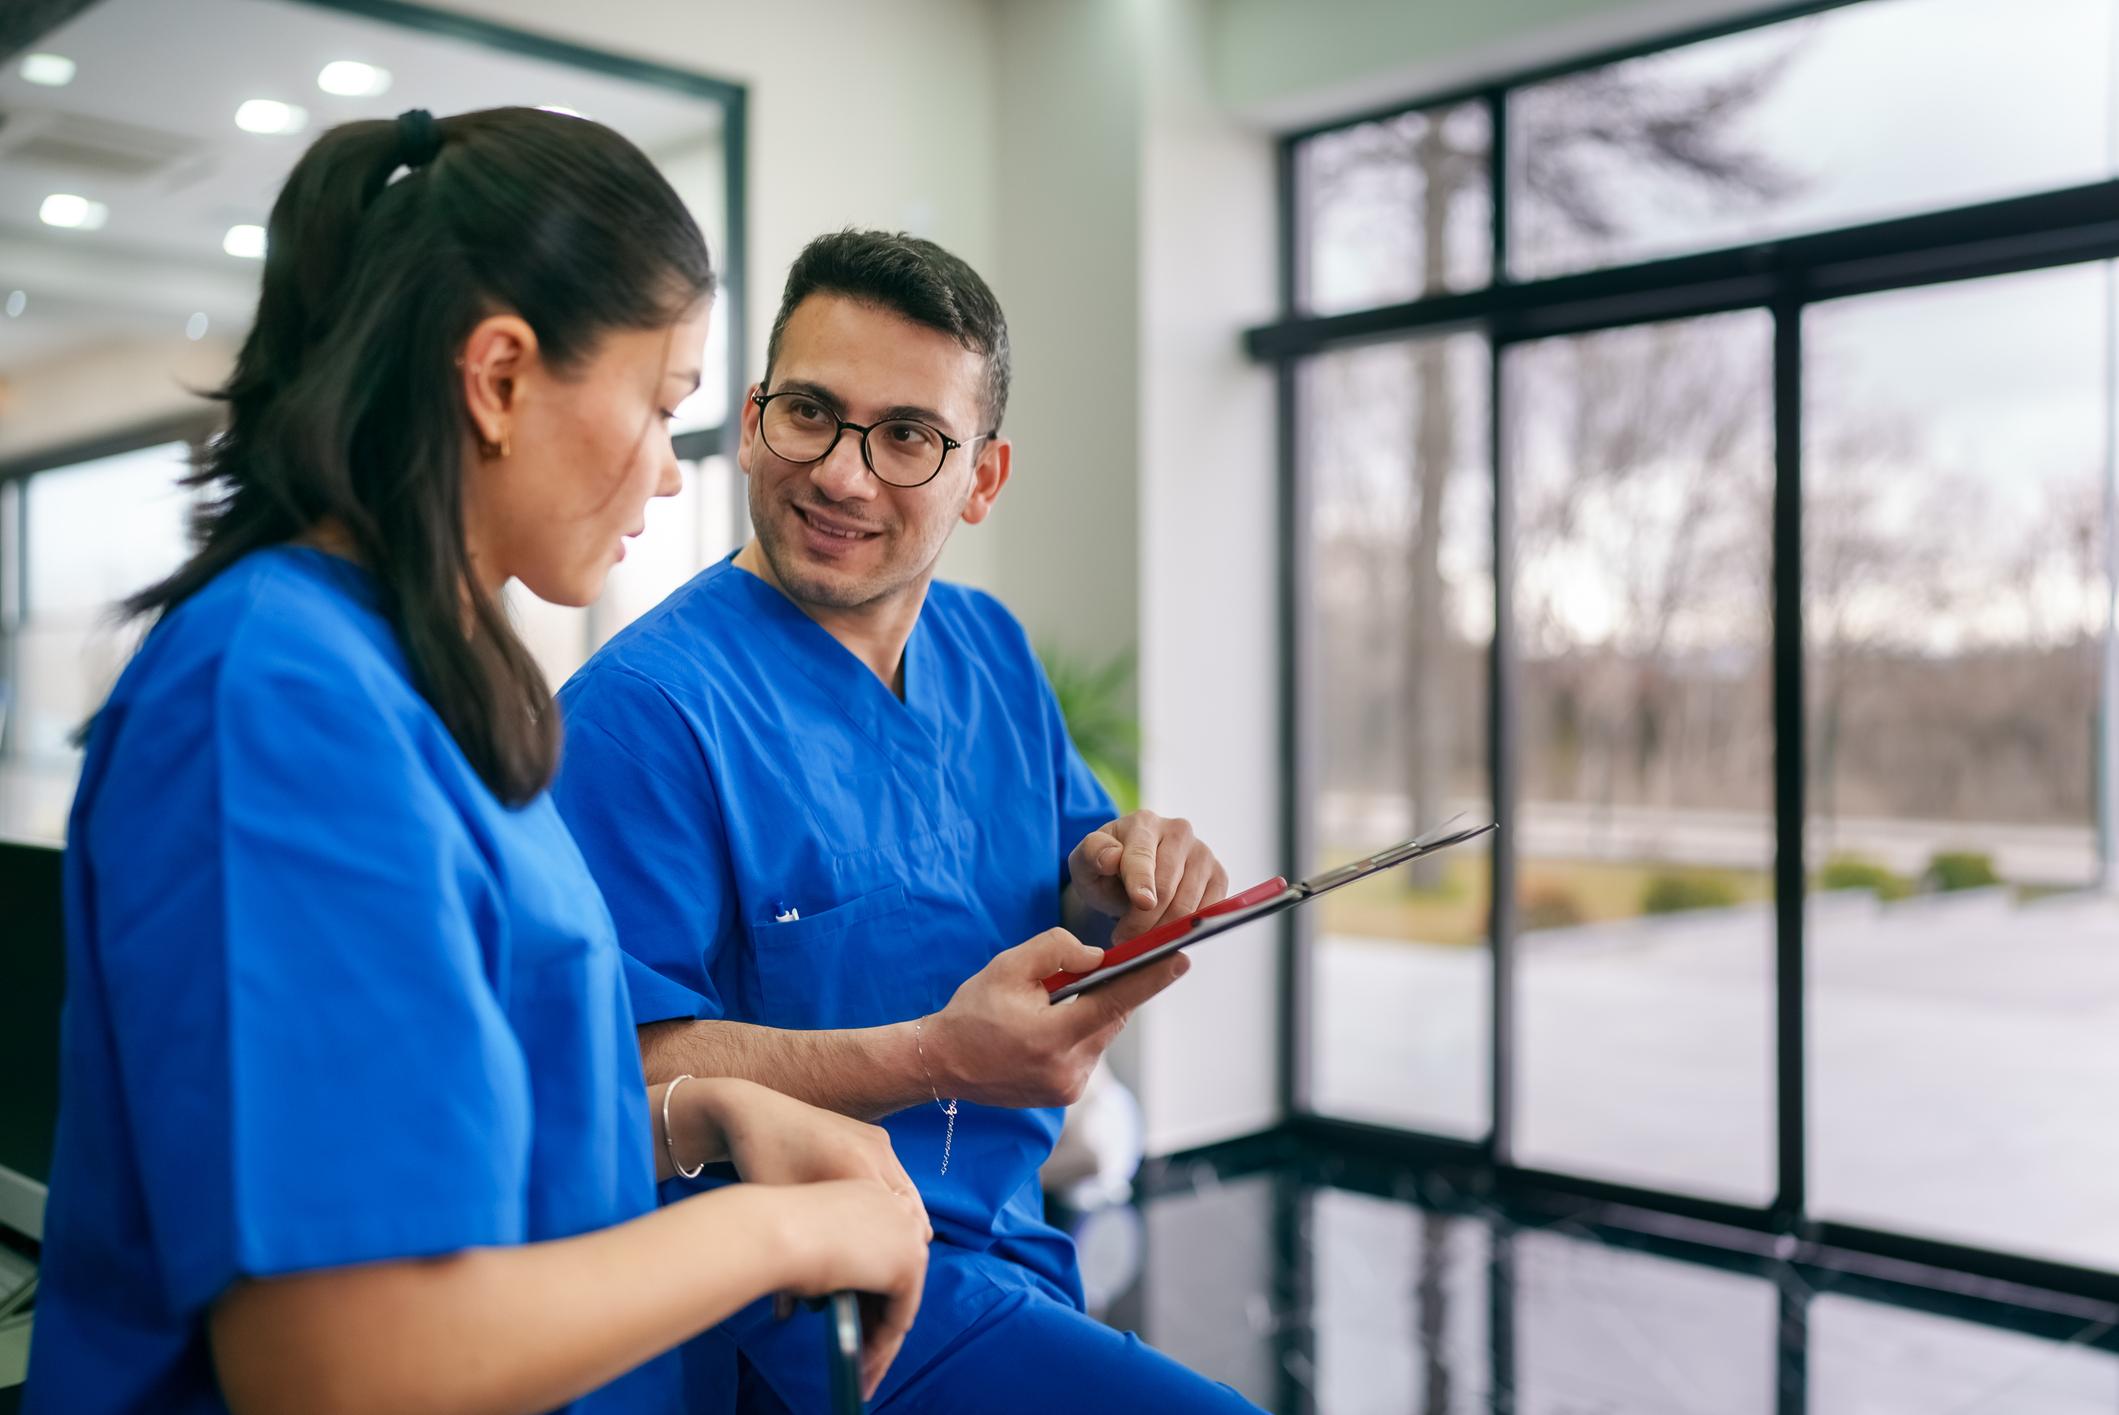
left=1044, top=817, right=1499, bottom=1002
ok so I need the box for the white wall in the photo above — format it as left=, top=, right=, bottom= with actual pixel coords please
left=1133, top=0, right=1282, bottom=1153
left=982, top=0, right=1283, bottom=1155
left=985, top=0, right=1144, bottom=665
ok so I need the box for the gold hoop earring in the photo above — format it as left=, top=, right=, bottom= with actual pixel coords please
left=481, top=432, right=511, bottom=460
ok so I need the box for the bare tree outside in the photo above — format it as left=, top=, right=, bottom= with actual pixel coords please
left=1301, top=39, right=1800, bottom=892
left=1510, top=314, right=1773, bottom=825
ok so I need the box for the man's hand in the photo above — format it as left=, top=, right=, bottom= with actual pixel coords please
left=924, top=928, right=1190, bottom=1108
left=1067, top=810, right=1231, bottom=945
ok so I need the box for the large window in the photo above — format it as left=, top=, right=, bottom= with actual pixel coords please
left=1805, top=263, right=2119, bottom=1269
left=1268, top=0, right=2119, bottom=1296
left=1303, top=334, right=1492, bottom=1137
left=1507, top=310, right=1776, bottom=1202
left=4, top=439, right=196, bottom=764
left=1295, top=101, right=1492, bottom=314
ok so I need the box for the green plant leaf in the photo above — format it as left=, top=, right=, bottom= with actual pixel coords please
left=1038, top=642, right=1141, bottom=813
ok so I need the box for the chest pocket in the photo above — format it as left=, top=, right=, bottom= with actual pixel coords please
left=745, top=882, right=939, bottom=1029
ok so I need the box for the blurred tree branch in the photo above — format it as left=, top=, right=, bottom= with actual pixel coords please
left=1305, top=38, right=1804, bottom=872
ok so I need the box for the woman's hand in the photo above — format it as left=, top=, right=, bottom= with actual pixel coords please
left=685, top=1077, right=927, bottom=1228
left=663, top=1079, right=931, bottom=1398
left=771, top=1180, right=932, bottom=1400
left=666, top=1076, right=928, bottom=1240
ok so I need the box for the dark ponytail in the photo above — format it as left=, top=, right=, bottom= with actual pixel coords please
left=125, top=107, right=714, bottom=805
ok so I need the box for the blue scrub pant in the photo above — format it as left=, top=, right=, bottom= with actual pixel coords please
left=692, top=1242, right=1263, bottom=1413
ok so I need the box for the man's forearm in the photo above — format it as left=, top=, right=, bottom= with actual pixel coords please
left=641, top=897, right=1113, bottom=1121
left=638, top=1017, right=931, bottom=1123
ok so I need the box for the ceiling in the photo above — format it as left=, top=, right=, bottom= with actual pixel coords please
left=0, top=0, right=726, bottom=375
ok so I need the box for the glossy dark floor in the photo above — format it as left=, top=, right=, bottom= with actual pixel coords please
left=1082, top=1144, right=2119, bottom=1415
left=7, top=1143, right=2116, bottom=1415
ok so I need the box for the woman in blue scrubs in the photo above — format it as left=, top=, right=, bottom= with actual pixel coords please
left=24, top=108, right=928, bottom=1415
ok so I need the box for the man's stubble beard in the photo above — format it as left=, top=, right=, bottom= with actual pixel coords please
left=747, top=475, right=961, bottom=614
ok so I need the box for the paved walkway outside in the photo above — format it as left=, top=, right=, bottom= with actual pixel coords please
left=1312, top=886, right=2119, bottom=1271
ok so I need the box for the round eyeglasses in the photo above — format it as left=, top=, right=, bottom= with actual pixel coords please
left=753, top=389, right=992, bottom=489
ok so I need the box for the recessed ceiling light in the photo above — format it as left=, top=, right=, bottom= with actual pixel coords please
left=317, top=60, right=392, bottom=98
left=39, top=194, right=108, bottom=231
left=185, top=312, right=211, bottom=341
left=19, top=53, right=76, bottom=87
left=223, top=224, right=267, bottom=259
left=536, top=105, right=588, bottom=119
left=235, top=99, right=309, bottom=136
left=5, top=291, right=25, bottom=319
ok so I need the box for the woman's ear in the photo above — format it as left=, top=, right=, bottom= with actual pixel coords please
left=457, top=314, right=540, bottom=450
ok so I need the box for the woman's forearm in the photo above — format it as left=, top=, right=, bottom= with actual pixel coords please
left=651, top=1076, right=722, bottom=1182
left=212, top=1183, right=809, bottom=1415
left=648, top=1074, right=789, bottom=1183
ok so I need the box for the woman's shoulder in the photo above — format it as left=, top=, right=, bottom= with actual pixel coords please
left=76, top=546, right=468, bottom=869
left=109, top=545, right=420, bottom=730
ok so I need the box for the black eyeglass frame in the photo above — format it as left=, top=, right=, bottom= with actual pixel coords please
left=750, top=389, right=996, bottom=488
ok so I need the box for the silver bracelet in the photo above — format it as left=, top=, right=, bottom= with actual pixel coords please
left=912, top=1016, right=958, bottom=1176
left=662, top=1073, right=704, bottom=1180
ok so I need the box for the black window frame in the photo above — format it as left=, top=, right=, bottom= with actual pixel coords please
left=1251, top=0, right=2119, bottom=1313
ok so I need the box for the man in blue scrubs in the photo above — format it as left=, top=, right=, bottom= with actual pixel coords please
left=553, top=231, right=1259, bottom=1412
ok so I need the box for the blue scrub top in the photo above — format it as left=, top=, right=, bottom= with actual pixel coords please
left=552, top=557, right=1115, bottom=1291
left=26, top=546, right=677, bottom=1415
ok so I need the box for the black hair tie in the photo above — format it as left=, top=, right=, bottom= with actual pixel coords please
left=394, top=108, right=442, bottom=169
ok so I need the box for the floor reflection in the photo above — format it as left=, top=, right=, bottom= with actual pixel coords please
left=1096, top=1148, right=2119, bottom=1415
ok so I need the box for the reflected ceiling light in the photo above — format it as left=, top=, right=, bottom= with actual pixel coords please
left=185, top=312, right=211, bottom=341
left=5, top=291, right=25, bottom=319
left=20, top=53, right=76, bottom=87
left=536, top=104, right=588, bottom=119
left=235, top=99, right=308, bottom=135
left=223, top=224, right=267, bottom=259
left=317, top=60, right=391, bottom=97
left=39, top=193, right=108, bottom=230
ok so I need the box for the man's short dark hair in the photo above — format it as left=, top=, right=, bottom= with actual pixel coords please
left=765, top=229, right=1011, bottom=434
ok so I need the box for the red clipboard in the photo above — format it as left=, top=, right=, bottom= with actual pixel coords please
left=1043, top=818, right=1498, bottom=1002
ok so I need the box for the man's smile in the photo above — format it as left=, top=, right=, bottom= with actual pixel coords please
left=793, top=503, right=884, bottom=542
